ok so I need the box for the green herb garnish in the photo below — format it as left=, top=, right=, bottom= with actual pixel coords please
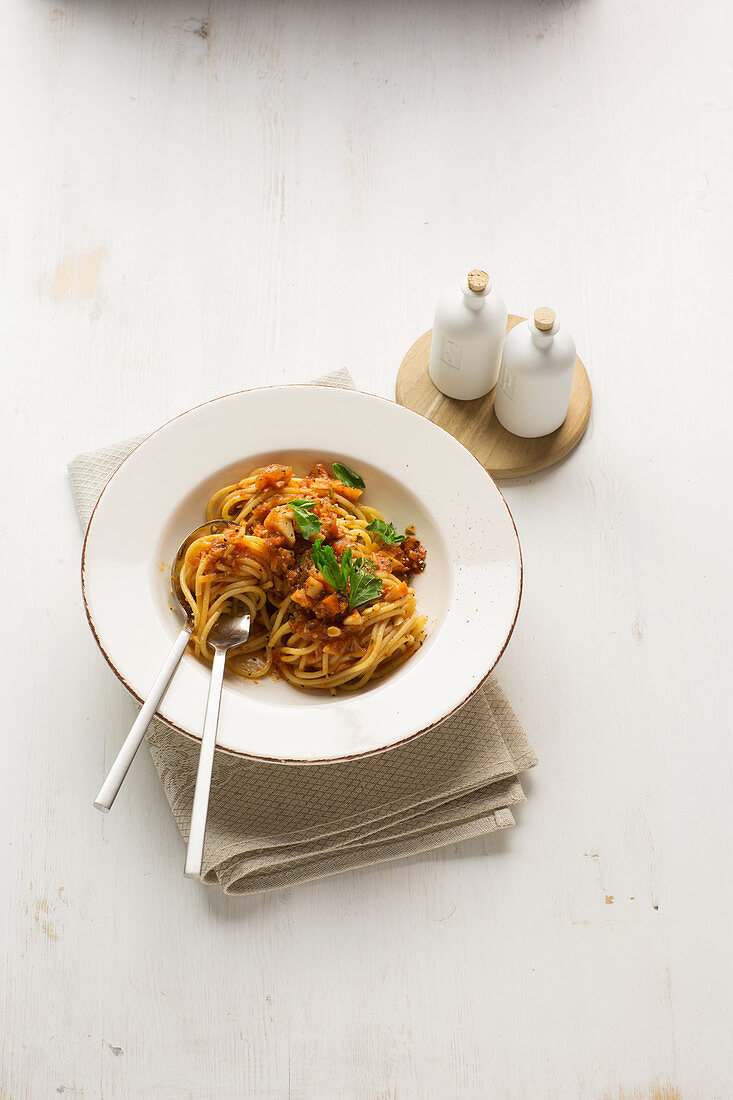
left=290, top=500, right=322, bottom=540
left=312, top=539, right=350, bottom=591
left=366, top=518, right=405, bottom=545
left=332, top=462, right=366, bottom=489
left=346, top=557, right=383, bottom=609
left=311, top=539, right=383, bottom=610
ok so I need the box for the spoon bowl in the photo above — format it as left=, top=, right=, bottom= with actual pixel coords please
left=170, top=519, right=232, bottom=620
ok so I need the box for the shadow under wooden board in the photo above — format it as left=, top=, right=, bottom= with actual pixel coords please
left=395, top=314, right=592, bottom=479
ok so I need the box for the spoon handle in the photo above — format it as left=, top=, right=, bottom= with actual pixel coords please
left=94, top=625, right=192, bottom=813
left=184, top=645, right=227, bottom=878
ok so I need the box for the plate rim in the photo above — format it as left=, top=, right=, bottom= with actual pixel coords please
left=81, top=384, right=523, bottom=765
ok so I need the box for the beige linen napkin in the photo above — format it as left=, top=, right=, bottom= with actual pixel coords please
left=69, top=371, right=536, bottom=894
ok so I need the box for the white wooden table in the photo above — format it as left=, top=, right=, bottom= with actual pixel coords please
left=2, top=0, right=731, bottom=1095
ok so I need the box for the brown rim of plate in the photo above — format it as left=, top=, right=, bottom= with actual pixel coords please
left=81, top=384, right=523, bottom=765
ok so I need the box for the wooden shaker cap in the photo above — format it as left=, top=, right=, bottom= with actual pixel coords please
left=534, top=306, right=556, bottom=331
left=467, top=269, right=489, bottom=293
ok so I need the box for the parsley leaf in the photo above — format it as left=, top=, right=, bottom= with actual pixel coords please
left=312, top=540, right=349, bottom=591
left=366, top=518, right=405, bottom=545
left=311, top=540, right=382, bottom=609
left=290, top=500, right=322, bottom=540
left=347, top=558, right=383, bottom=610
left=332, top=462, right=366, bottom=489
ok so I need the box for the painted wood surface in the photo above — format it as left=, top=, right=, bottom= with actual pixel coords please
left=1, top=0, right=731, bottom=1096
left=395, top=318, right=593, bottom=478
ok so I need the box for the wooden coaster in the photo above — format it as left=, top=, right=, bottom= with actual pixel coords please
left=396, top=314, right=592, bottom=479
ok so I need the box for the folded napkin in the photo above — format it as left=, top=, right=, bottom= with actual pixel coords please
left=69, top=371, right=536, bottom=894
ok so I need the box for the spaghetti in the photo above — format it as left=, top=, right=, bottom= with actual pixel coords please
left=176, top=461, right=427, bottom=692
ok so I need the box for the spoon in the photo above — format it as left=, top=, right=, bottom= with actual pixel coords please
left=93, top=520, right=232, bottom=813
left=184, top=605, right=251, bottom=879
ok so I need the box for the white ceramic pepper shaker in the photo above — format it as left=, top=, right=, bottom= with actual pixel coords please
left=494, top=307, right=576, bottom=437
left=428, top=269, right=508, bottom=400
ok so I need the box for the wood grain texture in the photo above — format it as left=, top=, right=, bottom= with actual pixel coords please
left=396, top=316, right=592, bottom=478
left=1, top=0, right=732, bottom=1096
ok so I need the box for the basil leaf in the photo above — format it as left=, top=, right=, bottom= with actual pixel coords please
left=332, top=462, right=366, bottom=489
left=366, top=518, right=405, bottom=545
left=347, top=557, right=383, bottom=610
left=290, top=499, right=322, bottom=540
left=312, top=539, right=347, bottom=592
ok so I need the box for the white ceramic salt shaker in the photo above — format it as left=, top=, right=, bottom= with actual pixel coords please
left=428, top=269, right=508, bottom=400
left=494, top=307, right=576, bottom=437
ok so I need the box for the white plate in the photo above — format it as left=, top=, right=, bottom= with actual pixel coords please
left=82, top=386, right=522, bottom=763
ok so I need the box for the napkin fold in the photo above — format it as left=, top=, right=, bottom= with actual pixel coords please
left=69, top=371, right=536, bottom=894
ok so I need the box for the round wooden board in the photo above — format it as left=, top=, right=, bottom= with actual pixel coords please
left=395, top=314, right=592, bottom=479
